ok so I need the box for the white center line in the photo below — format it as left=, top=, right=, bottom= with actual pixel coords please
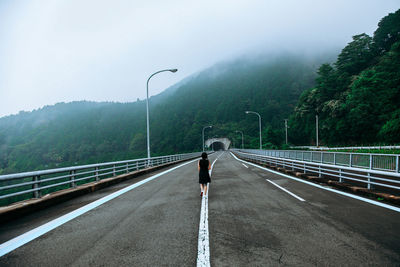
left=266, top=179, right=306, bottom=202
left=197, top=152, right=223, bottom=267
left=242, top=163, right=248, bottom=168
left=0, top=158, right=200, bottom=257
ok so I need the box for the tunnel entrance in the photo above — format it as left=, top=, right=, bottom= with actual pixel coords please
left=205, top=138, right=231, bottom=150
left=211, top=141, right=225, bottom=151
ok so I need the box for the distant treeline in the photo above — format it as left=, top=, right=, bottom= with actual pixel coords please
left=0, top=9, right=399, bottom=175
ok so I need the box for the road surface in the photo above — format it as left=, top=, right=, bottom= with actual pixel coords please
left=0, top=151, right=399, bottom=266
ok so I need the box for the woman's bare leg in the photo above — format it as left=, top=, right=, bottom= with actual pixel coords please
left=200, top=184, right=204, bottom=192
left=203, top=185, right=208, bottom=196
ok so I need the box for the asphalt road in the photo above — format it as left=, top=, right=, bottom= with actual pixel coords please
left=0, top=151, right=399, bottom=266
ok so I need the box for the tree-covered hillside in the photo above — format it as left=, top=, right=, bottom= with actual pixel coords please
left=150, top=54, right=322, bottom=154
left=0, top=102, right=146, bottom=174
left=290, top=9, right=400, bottom=146
left=0, top=53, right=326, bottom=174
left=2, top=9, right=399, bottom=175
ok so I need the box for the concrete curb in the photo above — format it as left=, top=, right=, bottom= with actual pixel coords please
left=0, top=158, right=196, bottom=224
left=237, top=155, right=400, bottom=206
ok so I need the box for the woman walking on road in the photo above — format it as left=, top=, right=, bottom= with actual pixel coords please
left=198, top=152, right=211, bottom=197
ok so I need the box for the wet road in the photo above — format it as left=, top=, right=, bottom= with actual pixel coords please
left=0, top=151, right=399, bottom=266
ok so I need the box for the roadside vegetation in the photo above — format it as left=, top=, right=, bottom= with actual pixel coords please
left=290, top=9, right=400, bottom=146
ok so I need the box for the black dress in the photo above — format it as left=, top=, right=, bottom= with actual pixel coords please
left=199, top=159, right=211, bottom=184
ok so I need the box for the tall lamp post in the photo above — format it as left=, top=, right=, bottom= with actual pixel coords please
left=202, top=125, right=212, bottom=152
left=245, top=111, right=262, bottom=150
left=146, top=69, right=177, bottom=162
left=235, top=130, right=244, bottom=149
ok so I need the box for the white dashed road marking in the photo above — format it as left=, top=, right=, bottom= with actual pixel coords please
left=267, top=179, right=306, bottom=202
left=231, top=152, right=400, bottom=213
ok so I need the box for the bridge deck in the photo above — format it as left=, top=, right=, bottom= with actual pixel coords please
left=0, top=152, right=399, bottom=266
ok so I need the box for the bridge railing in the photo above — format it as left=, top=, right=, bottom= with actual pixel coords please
left=237, top=149, right=400, bottom=173
left=233, top=150, right=400, bottom=191
left=0, top=152, right=201, bottom=206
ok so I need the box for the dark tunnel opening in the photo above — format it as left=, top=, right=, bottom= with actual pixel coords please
left=211, top=141, right=225, bottom=151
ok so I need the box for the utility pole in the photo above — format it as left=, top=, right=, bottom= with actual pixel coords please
left=316, top=115, right=319, bottom=148
left=284, top=119, right=288, bottom=145
left=235, top=130, right=244, bottom=149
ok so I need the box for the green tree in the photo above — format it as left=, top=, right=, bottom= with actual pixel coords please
left=373, top=9, right=400, bottom=54
left=345, top=40, right=400, bottom=143
left=336, top=33, right=375, bottom=76
left=378, top=110, right=400, bottom=143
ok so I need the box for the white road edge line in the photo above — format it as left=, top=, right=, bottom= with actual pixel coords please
left=242, top=163, right=248, bottom=168
left=266, top=179, right=305, bottom=202
left=197, top=152, right=223, bottom=267
left=0, top=158, right=200, bottom=257
left=230, top=152, right=400, bottom=213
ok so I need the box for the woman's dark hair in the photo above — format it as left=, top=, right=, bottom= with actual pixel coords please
left=201, top=152, right=208, bottom=159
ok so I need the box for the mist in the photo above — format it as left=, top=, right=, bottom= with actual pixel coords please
left=0, top=0, right=398, bottom=117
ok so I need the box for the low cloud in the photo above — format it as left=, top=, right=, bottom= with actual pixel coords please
left=0, top=0, right=398, bottom=117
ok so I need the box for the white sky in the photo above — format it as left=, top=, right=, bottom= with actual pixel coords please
left=0, top=0, right=398, bottom=117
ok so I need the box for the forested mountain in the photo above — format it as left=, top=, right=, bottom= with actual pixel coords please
left=2, top=9, right=398, bottom=175
left=0, top=102, right=146, bottom=174
left=290, top=9, right=400, bottom=146
left=0, top=53, right=326, bottom=175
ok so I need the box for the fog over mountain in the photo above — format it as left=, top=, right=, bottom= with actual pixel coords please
left=0, top=0, right=398, bottom=117
left=1, top=4, right=400, bottom=175
left=0, top=51, right=329, bottom=174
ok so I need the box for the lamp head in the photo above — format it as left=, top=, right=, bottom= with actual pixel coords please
left=170, top=69, right=178, bottom=73
left=245, top=111, right=249, bottom=114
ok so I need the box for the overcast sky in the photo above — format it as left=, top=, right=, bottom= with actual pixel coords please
left=0, top=0, right=398, bottom=118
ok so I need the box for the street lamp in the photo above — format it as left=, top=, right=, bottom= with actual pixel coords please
left=235, top=130, right=244, bottom=149
left=245, top=111, right=262, bottom=150
left=202, top=125, right=212, bottom=152
left=146, top=69, right=178, bottom=162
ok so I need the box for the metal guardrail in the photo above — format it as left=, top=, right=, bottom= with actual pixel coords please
left=0, top=152, right=201, bottom=205
left=292, top=145, right=400, bottom=150
left=233, top=150, right=400, bottom=191
left=238, top=149, right=400, bottom=173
